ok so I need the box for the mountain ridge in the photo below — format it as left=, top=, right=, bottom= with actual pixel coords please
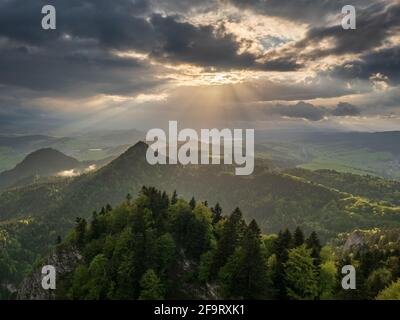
left=2, top=141, right=400, bottom=240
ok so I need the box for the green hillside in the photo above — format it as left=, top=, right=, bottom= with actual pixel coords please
left=2, top=142, right=400, bottom=298
left=286, top=168, right=400, bottom=205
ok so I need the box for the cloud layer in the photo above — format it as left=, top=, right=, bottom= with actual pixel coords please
left=0, top=0, right=399, bottom=133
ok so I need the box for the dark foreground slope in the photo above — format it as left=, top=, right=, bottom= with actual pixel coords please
left=17, top=189, right=400, bottom=300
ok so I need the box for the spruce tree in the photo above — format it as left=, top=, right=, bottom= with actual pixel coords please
left=294, top=227, right=305, bottom=247
left=211, top=203, right=223, bottom=224
left=273, top=228, right=293, bottom=299
left=275, top=228, right=293, bottom=262
left=90, top=211, right=101, bottom=240
left=237, top=220, right=268, bottom=298
left=211, top=208, right=245, bottom=275
left=306, top=231, right=322, bottom=269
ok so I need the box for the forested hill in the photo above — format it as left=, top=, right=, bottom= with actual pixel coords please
left=17, top=188, right=400, bottom=300
left=0, top=148, right=79, bottom=191
left=2, top=142, right=400, bottom=240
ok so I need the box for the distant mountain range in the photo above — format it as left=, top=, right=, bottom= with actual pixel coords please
left=0, top=129, right=144, bottom=173
left=2, top=129, right=400, bottom=180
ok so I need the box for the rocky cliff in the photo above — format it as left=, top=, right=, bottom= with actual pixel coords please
left=17, top=246, right=81, bottom=300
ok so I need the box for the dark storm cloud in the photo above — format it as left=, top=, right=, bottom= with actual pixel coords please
left=0, top=0, right=163, bottom=97
left=0, top=0, right=292, bottom=76
left=294, top=2, right=400, bottom=58
left=0, top=40, right=163, bottom=96
left=0, top=0, right=397, bottom=79
left=330, top=46, right=400, bottom=84
left=0, top=0, right=152, bottom=47
left=226, top=0, right=381, bottom=24
left=259, top=1, right=400, bottom=73
left=149, top=14, right=299, bottom=71
left=148, top=14, right=256, bottom=69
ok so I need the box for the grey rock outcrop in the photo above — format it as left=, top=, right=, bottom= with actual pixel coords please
left=17, top=246, right=81, bottom=300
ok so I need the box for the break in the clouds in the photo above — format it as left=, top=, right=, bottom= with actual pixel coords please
left=0, top=0, right=399, bottom=133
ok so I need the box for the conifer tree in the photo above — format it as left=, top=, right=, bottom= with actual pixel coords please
left=211, top=203, right=223, bottom=224
left=306, top=231, right=322, bottom=269
left=171, top=190, right=178, bottom=205
left=189, top=197, right=196, bottom=210
left=211, top=208, right=245, bottom=275
left=90, top=211, right=101, bottom=240
left=238, top=220, right=268, bottom=298
left=293, top=227, right=305, bottom=247
left=75, top=217, right=87, bottom=248
left=161, top=191, right=169, bottom=208
left=272, top=228, right=293, bottom=299
left=219, top=220, right=268, bottom=299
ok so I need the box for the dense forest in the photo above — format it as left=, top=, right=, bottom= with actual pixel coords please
left=14, top=187, right=400, bottom=300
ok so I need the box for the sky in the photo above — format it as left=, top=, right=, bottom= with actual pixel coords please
left=0, top=0, right=399, bottom=135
